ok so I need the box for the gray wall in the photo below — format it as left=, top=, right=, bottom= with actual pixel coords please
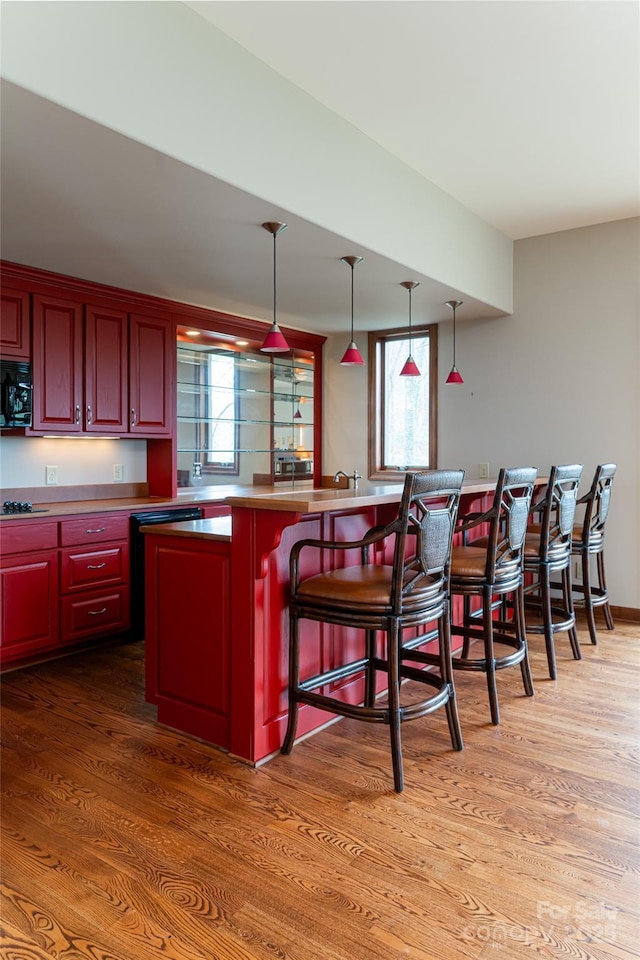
left=327, top=217, right=640, bottom=608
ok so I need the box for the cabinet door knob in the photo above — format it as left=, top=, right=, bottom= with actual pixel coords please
left=87, top=405, right=92, bottom=424
left=131, top=407, right=136, bottom=426
left=75, top=404, right=81, bottom=424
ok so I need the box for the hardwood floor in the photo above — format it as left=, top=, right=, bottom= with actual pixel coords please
left=2, top=619, right=639, bottom=960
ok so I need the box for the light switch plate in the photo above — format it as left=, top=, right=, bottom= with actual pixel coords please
left=478, top=462, right=490, bottom=479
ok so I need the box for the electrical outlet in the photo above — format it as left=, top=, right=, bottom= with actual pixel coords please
left=45, top=465, right=58, bottom=485
left=478, top=462, right=490, bottom=479
left=113, top=463, right=124, bottom=482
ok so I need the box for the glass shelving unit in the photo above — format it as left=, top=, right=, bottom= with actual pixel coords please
left=176, top=340, right=315, bottom=489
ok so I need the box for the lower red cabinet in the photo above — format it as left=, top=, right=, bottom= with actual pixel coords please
left=1, top=549, right=60, bottom=663
left=61, top=586, right=130, bottom=643
left=58, top=514, right=130, bottom=646
left=0, top=512, right=132, bottom=668
left=145, top=532, right=231, bottom=748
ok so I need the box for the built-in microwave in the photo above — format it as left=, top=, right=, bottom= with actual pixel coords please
left=1, top=359, right=33, bottom=428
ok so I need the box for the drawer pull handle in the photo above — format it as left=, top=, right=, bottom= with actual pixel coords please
left=87, top=404, right=92, bottom=425
left=131, top=407, right=136, bottom=427
left=87, top=563, right=106, bottom=570
left=88, top=608, right=107, bottom=616
left=85, top=528, right=106, bottom=534
left=75, top=404, right=81, bottom=424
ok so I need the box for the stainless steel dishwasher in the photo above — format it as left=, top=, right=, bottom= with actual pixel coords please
left=129, top=506, right=203, bottom=640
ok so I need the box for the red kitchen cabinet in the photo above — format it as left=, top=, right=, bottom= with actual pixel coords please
left=59, top=514, right=130, bottom=645
left=31, top=293, right=83, bottom=432
left=0, top=285, right=30, bottom=358
left=30, top=295, right=172, bottom=437
left=0, top=520, right=60, bottom=666
left=145, top=532, right=231, bottom=747
left=128, top=313, right=172, bottom=436
left=84, top=304, right=129, bottom=433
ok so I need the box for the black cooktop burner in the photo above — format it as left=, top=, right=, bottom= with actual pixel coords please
left=2, top=501, right=49, bottom=515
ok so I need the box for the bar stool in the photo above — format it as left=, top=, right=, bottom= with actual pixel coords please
left=281, top=469, right=465, bottom=793
left=571, top=463, right=617, bottom=645
left=448, top=467, right=537, bottom=725
left=523, top=464, right=583, bottom=679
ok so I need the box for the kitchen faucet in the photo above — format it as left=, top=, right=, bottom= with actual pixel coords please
left=333, top=469, right=362, bottom=491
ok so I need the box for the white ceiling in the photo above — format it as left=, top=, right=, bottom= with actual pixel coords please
left=187, top=0, right=640, bottom=240
left=1, top=1, right=638, bottom=335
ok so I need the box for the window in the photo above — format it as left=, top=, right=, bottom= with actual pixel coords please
left=368, top=325, right=438, bottom=480
left=204, top=352, right=237, bottom=471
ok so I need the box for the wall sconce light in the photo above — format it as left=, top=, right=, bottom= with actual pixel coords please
left=261, top=221, right=290, bottom=353
left=445, top=299, right=464, bottom=384
left=339, top=255, right=365, bottom=366
left=400, top=281, right=421, bottom=376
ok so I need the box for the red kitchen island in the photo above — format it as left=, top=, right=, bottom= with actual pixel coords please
left=143, top=480, right=499, bottom=765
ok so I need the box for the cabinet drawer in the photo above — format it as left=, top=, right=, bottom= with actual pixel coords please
left=60, top=542, right=129, bottom=593
left=0, top=521, right=59, bottom=555
left=60, top=514, right=129, bottom=547
left=61, top=585, right=130, bottom=643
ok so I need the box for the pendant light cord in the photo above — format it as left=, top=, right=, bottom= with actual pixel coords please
left=272, top=231, right=277, bottom=328
left=452, top=303, right=456, bottom=366
left=350, top=263, right=355, bottom=340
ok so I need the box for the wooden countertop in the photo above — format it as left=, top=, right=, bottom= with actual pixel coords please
left=225, top=477, right=503, bottom=514
left=140, top=517, right=232, bottom=542
left=0, top=476, right=513, bottom=521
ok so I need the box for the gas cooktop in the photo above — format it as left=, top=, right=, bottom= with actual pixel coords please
left=2, top=501, right=49, bottom=515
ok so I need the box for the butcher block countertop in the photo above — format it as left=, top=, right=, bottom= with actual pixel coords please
left=140, top=516, right=232, bottom=541
left=0, top=476, right=513, bottom=521
left=224, top=477, right=504, bottom=514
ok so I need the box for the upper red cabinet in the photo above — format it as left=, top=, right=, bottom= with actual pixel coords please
left=32, top=293, right=84, bottom=432
left=0, top=285, right=31, bottom=359
left=128, top=313, right=172, bottom=435
left=30, top=294, right=172, bottom=437
left=84, top=304, right=129, bottom=433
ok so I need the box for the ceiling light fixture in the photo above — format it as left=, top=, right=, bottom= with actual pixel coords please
left=444, top=299, right=464, bottom=384
left=399, top=281, right=421, bottom=377
left=339, top=255, right=365, bottom=366
left=260, top=221, right=290, bottom=353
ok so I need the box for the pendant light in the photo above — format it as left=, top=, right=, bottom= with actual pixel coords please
left=400, top=281, right=421, bottom=377
left=445, top=299, right=464, bottom=384
left=260, top=221, right=290, bottom=353
left=339, top=255, right=365, bottom=366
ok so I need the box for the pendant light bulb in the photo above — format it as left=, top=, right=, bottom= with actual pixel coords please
left=340, top=256, right=365, bottom=366
left=445, top=299, right=464, bottom=384
left=261, top=221, right=290, bottom=353
left=400, top=281, right=421, bottom=377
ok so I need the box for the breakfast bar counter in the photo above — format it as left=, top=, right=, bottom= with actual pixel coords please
left=143, top=479, right=499, bottom=765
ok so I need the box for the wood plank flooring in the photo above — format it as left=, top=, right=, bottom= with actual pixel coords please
left=2, top=619, right=639, bottom=960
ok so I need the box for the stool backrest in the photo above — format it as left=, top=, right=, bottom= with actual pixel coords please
left=578, top=463, right=617, bottom=547
left=536, top=463, right=584, bottom=562
left=390, top=469, right=465, bottom=612
left=485, top=467, right=538, bottom=582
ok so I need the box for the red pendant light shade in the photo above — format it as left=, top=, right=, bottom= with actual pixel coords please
left=400, top=280, right=421, bottom=377
left=340, top=256, right=365, bottom=366
left=444, top=299, right=464, bottom=384
left=261, top=221, right=290, bottom=354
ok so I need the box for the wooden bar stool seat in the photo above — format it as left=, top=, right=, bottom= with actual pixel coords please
left=281, top=469, right=465, bottom=793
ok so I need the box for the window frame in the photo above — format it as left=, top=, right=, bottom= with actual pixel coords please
left=367, top=323, right=438, bottom=481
